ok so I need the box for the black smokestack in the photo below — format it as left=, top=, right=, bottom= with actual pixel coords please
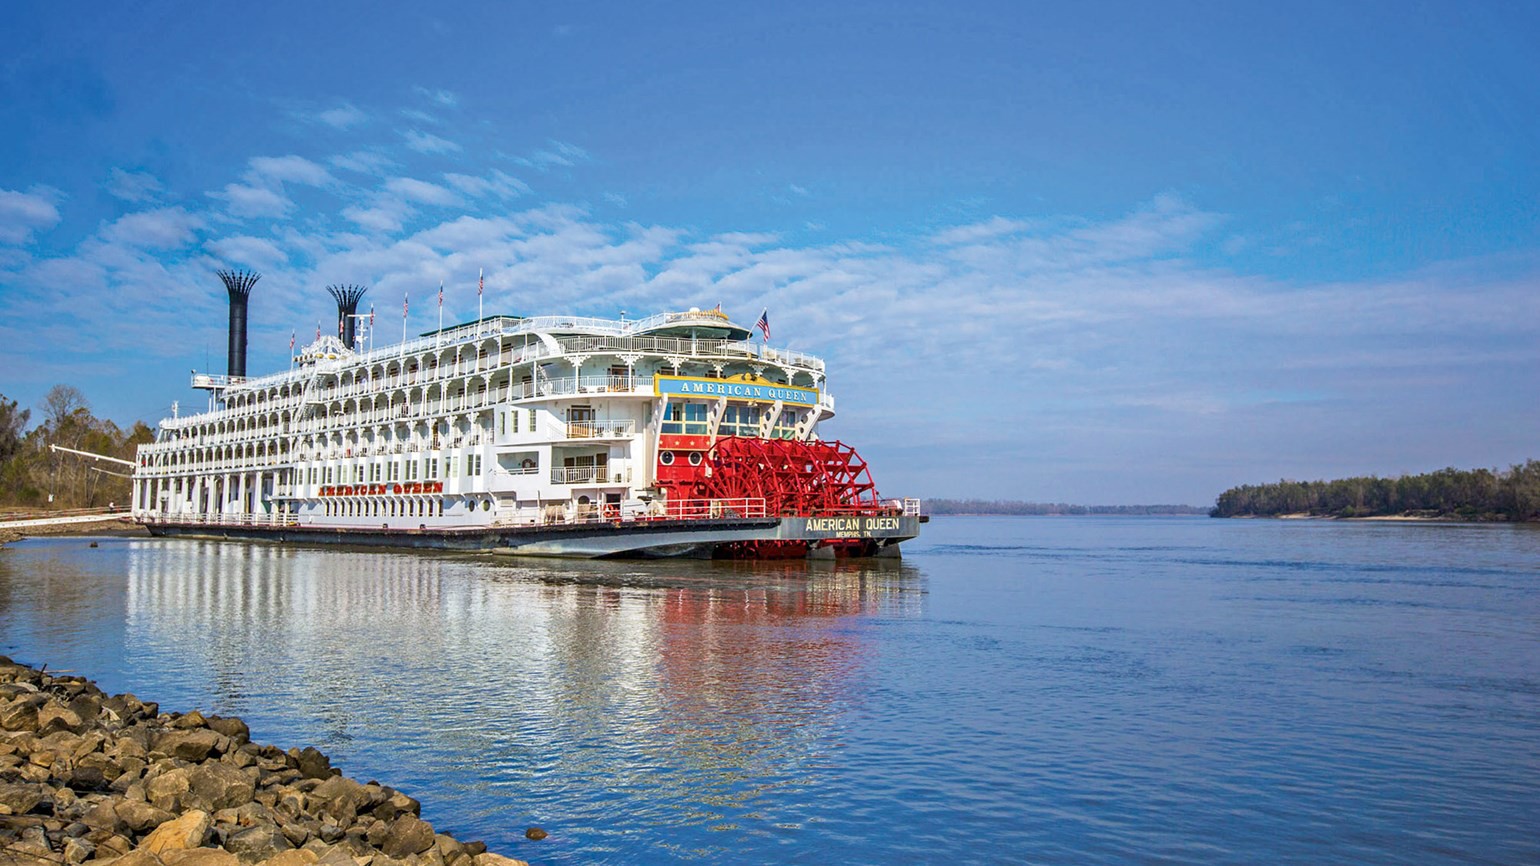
left=217, top=269, right=260, bottom=378
left=327, top=284, right=369, bottom=351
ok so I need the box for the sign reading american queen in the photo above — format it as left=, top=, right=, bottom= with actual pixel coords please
left=654, top=374, right=818, bottom=406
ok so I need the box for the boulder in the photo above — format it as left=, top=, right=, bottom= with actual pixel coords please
left=293, top=748, right=333, bottom=781
left=311, top=847, right=360, bottom=866
left=155, top=729, right=223, bottom=762
left=37, top=702, right=84, bottom=735
left=146, top=768, right=192, bottom=812
left=187, top=762, right=256, bottom=812
left=379, top=815, right=435, bottom=859
left=225, top=824, right=294, bottom=864
left=161, top=849, right=239, bottom=866
left=0, top=781, right=44, bottom=814
left=138, top=810, right=212, bottom=853
left=171, top=711, right=208, bottom=730
left=114, top=799, right=176, bottom=834
left=98, top=850, right=168, bottom=866
left=261, top=850, right=319, bottom=866
left=205, top=717, right=250, bottom=744
left=472, top=855, right=529, bottom=866
left=0, top=697, right=41, bottom=732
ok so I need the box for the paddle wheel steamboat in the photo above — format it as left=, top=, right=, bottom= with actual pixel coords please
left=128, top=272, right=923, bottom=558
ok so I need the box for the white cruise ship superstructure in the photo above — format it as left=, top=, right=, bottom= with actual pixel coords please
left=129, top=273, right=922, bottom=558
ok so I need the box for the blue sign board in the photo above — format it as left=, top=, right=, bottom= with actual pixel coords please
left=655, top=375, right=818, bottom=406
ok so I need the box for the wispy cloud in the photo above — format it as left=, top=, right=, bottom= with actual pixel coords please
left=315, top=103, right=367, bottom=129
left=403, top=130, right=462, bottom=154
left=211, top=183, right=291, bottom=219
left=0, top=187, right=62, bottom=245
left=512, top=140, right=589, bottom=170
left=100, top=207, right=203, bottom=249
left=105, top=169, right=165, bottom=204
left=383, top=177, right=461, bottom=206
left=443, top=169, right=530, bottom=200
left=413, top=87, right=458, bottom=108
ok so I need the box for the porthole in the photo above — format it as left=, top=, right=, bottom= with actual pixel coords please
left=688, top=451, right=703, bottom=466
left=482, top=499, right=491, bottom=512
left=660, top=451, right=675, bottom=466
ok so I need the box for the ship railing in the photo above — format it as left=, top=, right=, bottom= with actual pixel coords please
left=549, top=466, right=632, bottom=485
left=565, top=419, right=636, bottom=439
left=139, top=511, right=299, bottom=528
left=654, top=498, right=768, bottom=520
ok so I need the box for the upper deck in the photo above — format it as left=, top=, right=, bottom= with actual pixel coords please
left=163, top=309, right=826, bottom=433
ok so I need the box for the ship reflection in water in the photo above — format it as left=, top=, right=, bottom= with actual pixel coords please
left=111, top=539, right=923, bottom=852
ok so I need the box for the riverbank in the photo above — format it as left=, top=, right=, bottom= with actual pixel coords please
left=0, top=520, right=149, bottom=548
left=0, top=658, right=530, bottom=866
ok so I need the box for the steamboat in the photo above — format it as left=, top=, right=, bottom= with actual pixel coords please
left=127, top=271, right=923, bottom=558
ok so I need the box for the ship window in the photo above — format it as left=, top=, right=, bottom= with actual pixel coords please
left=510, top=410, right=519, bottom=434
left=688, top=451, right=703, bottom=466
left=482, top=499, right=491, bottom=512
left=527, top=409, right=537, bottom=432
left=659, top=451, right=675, bottom=466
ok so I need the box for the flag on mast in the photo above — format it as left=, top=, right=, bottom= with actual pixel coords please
left=369, top=304, right=375, bottom=326
left=478, top=268, right=484, bottom=297
left=403, top=293, right=409, bottom=317
left=289, top=331, right=295, bottom=352
left=438, top=280, right=444, bottom=308
left=755, top=308, right=770, bottom=341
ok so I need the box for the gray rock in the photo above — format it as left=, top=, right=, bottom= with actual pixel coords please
left=155, top=729, right=223, bottom=762
left=115, top=798, right=176, bottom=833
left=0, top=781, right=44, bottom=814
left=226, top=824, right=294, bottom=863
left=205, top=717, right=250, bottom=745
left=380, top=814, right=436, bottom=859
left=146, top=768, right=192, bottom=812
left=187, top=762, right=256, bottom=812
left=294, top=747, right=333, bottom=781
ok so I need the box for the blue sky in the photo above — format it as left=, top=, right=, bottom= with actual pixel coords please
left=1, top=1, right=1536, bottom=504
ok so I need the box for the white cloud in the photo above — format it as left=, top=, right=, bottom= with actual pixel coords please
left=331, top=150, right=394, bottom=175
left=316, top=104, right=367, bottom=129
left=205, top=235, right=288, bottom=270
left=444, top=169, right=530, bottom=200
left=247, top=156, right=334, bottom=187
left=106, top=169, right=164, bottom=203
left=384, top=177, right=461, bottom=206
left=211, top=183, right=292, bottom=219
left=0, top=188, right=62, bottom=245
left=512, top=140, right=588, bottom=170
left=101, top=207, right=203, bottom=249
left=404, top=130, right=462, bottom=154
left=413, top=87, right=458, bottom=107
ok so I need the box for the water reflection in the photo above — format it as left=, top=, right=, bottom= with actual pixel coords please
left=92, top=539, right=923, bottom=850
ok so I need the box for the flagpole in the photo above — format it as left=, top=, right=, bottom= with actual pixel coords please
left=437, top=279, right=444, bottom=346
left=401, top=292, right=408, bottom=356
left=477, top=268, right=484, bottom=333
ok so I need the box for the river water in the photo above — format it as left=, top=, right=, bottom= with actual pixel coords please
left=1, top=517, right=1536, bottom=865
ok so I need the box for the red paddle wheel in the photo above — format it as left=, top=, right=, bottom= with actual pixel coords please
left=666, top=437, right=890, bottom=558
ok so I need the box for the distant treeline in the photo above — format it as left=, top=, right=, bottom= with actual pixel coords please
left=1210, top=461, right=1540, bottom=521
left=925, top=500, right=1207, bottom=516
left=1, top=386, right=152, bottom=511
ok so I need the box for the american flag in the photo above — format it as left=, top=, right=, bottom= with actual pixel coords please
left=438, top=280, right=444, bottom=308
left=755, top=308, right=770, bottom=341
left=478, top=268, right=484, bottom=297
left=289, top=331, right=295, bottom=351
left=369, top=305, right=375, bottom=326
left=403, top=293, right=409, bottom=317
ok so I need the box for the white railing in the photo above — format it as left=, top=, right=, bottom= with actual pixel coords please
left=902, top=498, right=922, bottom=516
left=657, top=497, right=767, bottom=520
left=549, top=466, right=632, bottom=485
left=566, top=419, right=636, bottom=439
left=140, top=511, right=299, bottom=527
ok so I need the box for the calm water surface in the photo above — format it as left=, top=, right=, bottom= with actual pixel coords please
left=1, top=516, right=1537, bottom=864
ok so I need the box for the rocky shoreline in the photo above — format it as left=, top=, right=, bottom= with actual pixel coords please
left=0, top=658, right=529, bottom=866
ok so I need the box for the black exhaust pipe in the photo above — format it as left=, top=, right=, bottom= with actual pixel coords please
left=217, top=269, right=260, bottom=379
left=327, top=284, right=369, bottom=351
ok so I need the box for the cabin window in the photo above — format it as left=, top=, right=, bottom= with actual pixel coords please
left=527, top=409, right=537, bottom=433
